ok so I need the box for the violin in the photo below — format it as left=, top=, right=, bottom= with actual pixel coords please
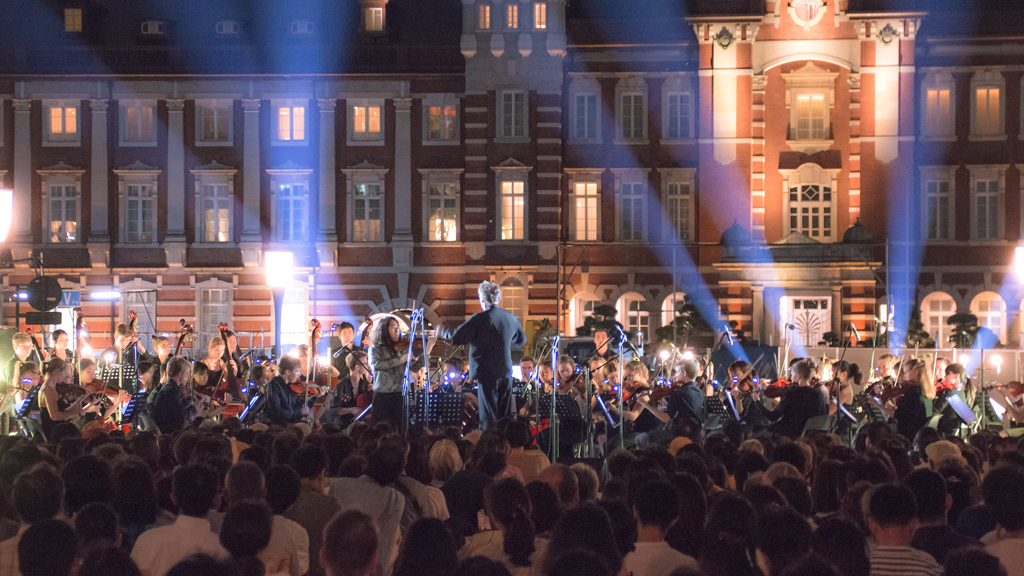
left=218, top=322, right=239, bottom=398
left=876, top=378, right=919, bottom=403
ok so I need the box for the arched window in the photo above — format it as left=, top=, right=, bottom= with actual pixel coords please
left=661, top=292, right=687, bottom=327
left=971, top=291, right=1006, bottom=343
left=921, top=292, right=956, bottom=347
left=501, top=277, right=526, bottom=326
left=617, top=293, right=649, bottom=340
left=570, top=292, right=600, bottom=335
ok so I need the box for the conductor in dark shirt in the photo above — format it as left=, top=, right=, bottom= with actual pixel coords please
left=266, top=356, right=311, bottom=425
left=439, top=280, right=527, bottom=431
left=152, top=357, right=206, bottom=434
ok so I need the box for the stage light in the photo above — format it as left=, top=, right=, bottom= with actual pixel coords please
left=91, top=290, right=121, bottom=301
left=0, top=190, right=12, bottom=242
left=959, top=354, right=970, bottom=365
left=286, top=348, right=299, bottom=358
left=80, top=344, right=92, bottom=357
left=103, top=351, right=116, bottom=363
left=682, top=351, right=694, bottom=360
left=265, top=251, right=294, bottom=288
left=659, top=349, right=671, bottom=361
left=14, top=292, right=27, bottom=300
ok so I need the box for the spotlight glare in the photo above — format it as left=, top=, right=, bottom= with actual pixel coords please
left=91, top=290, right=122, bottom=301
left=959, top=354, right=970, bottom=365
left=682, top=351, right=694, bottom=360
left=659, top=349, right=670, bottom=361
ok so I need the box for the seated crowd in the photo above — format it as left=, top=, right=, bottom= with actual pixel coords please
left=1, top=414, right=1024, bottom=576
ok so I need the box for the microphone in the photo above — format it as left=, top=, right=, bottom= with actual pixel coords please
left=785, top=323, right=796, bottom=330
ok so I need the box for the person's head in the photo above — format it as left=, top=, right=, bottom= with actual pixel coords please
left=526, top=480, right=560, bottom=536
left=74, top=502, right=120, bottom=549
left=557, top=354, right=576, bottom=383
left=371, top=317, right=401, bottom=349
left=114, top=323, right=134, bottom=347
left=943, top=548, right=1009, bottom=576
left=338, top=322, right=356, bottom=346
left=866, top=484, right=919, bottom=544
left=77, top=547, right=141, bottom=576
left=902, top=468, right=949, bottom=524
left=833, top=361, right=862, bottom=386
left=503, top=419, right=533, bottom=450
left=393, top=518, right=459, bottom=576
left=593, top=329, right=610, bottom=354
left=291, top=444, right=328, bottom=484
left=944, top=363, right=967, bottom=388
left=791, top=359, right=813, bottom=383
left=220, top=501, right=274, bottom=572
left=755, top=507, right=813, bottom=576
left=52, top=329, right=68, bottom=349
left=15, top=361, right=41, bottom=389
left=164, top=555, right=236, bottom=576
left=546, top=503, right=622, bottom=574
left=632, top=479, right=679, bottom=533
left=18, top=519, right=77, bottom=576
left=322, top=509, right=378, bottom=576
left=520, top=356, right=535, bottom=377
left=225, top=461, right=265, bottom=505
left=625, top=360, right=649, bottom=384
left=485, top=478, right=536, bottom=567
left=571, top=463, right=599, bottom=503
left=811, top=516, right=869, bottom=576
left=478, top=280, right=501, bottom=310
left=366, top=443, right=405, bottom=486
left=42, top=357, right=68, bottom=383
left=207, top=336, right=226, bottom=360
left=346, top=351, right=368, bottom=377
left=154, top=336, right=171, bottom=359
left=701, top=493, right=757, bottom=576
left=545, top=548, right=615, bottom=576
left=12, top=464, right=63, bottom=524
left=429, top=440, right=463, bottom=483
left=981, top=464, right=1024, bottom=532
left=62, top=455, right=112, bottom=517
left=538, top=364, right=554, bottom=386
left=539, top=464, right=579, bottom=510
left=265, top=465, right=301, bottom=515
left=167, top=356, right=192, bottom=385
left=113, top=457, right=158, bottom=527
left=277, top=356, right=301, bottom=382
left=172, top=464, right=220, bottom=518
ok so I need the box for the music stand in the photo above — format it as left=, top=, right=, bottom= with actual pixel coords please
left=414, top=390, right=464, bottom=428
left=837, top=403, right=858, bottom=423
left=239, top=392, right=265, bottom=424
left=121, top=389, right=150, bottom=422
left=723, top=392, right=741, bottom=422
left=945, top=393, right=977, bottom=426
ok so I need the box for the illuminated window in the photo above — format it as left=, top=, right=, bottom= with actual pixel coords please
left=619, top=182, right=645, bottom=241
left=500, top=91, right=525, bottom=138
left=924, top=88, right=953, bottom=137
left=201, top=183, right=231, bottom=243
left=506, top=4, right=518, bottom=29
left=64, top=8, right=82, bottom=32
left=794, top=0, right=819, bottom=22
left=428, top=106, right=457, bottom=141
left=534, top=3, right=546, bottom=29
left=571, top=181, right=599, bottom=241
left=971, top=292, right=1006, bottom=343
left=216, top=20, right=239, bottom=35
left=277, top=106, right=305, bottom=141
left=479, top=5, right=490, bottom=29
left=291, top=21, right=313, bottom=34
left=121, top=101, right=156, bottom=145
left=48, top=185, right=78, bottom=243
left=197, top=100, right=232, bottom=144
left=352, top=184, right=382, bottom=242
left=665, top=181, right=693, bottom=242
left=789, top=184, right=831, bottom=239
left=620, top=94, right=644, bottom=140
left=501, top=277, right=526, bottom=326
left=275, top=181, right=308, bottom=243
left=365, top=7, right=384, bottom=31
left=571, top=293, right=600, bottom=334
left=47, top=105, right=78, bottom=142
left=574, top=94, right=597, bottom=140
left=350, top=99, right=383, bottom=144
left=975, top=87, right=1001, bottom=136
left=922, top=292, right=955, bottom=346
left=500, top=181, right=525, bottom=240
left=140, top=21, right=165, bottom=35
left=125, top=184, right=156, bottom=243
left=199, top=289, right=231, bottom=350
left=427, top=183, right=459, bottom=242
left=795, top=94, right=827, bottom=140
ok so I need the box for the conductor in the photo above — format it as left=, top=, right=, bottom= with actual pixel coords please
left=440, top=280, right=527, bottom=431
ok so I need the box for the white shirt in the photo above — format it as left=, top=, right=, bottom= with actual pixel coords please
left=461, top=531, right=548, bottom=576
left=395, top=475, right=450, bottom=535
left=259, top=515, right=310, bottom=576
left=329, top=475, right=405, bottom=576
left=131, top=515, right=228, bottom=576
left=624, top=541, right=700, bottom=576
left=987, top=538, right=1024, bottom=576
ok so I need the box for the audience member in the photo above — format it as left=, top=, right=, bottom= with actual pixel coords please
left=625, top=480, right=699, bottom=576
left=0, top=465, right=63, bottom=575
left=392, top=518, right=459, bottom=576
left=17, top=519, right=77, bottom=576
left=865, top=484, right=942, bottom=576
left=284, top=445, right=342, bottom=576
left=321, top=510, right=378, bottom=576
left=754, top=507, right=812, bottom=576
left=902, top=468, right=979, bottom=564
left=981, top=465, right=1024, bottom=576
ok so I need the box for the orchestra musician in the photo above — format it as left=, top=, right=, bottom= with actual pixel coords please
left=223, top=330, right=250, bottom=380
left=7, top=362, right=40, bottom=417
left=369, top=317, right=436, bottom=428
left=437, top=280, right=526, bottom=431
left=763, top=358, right=828, bottom=439
left=265, top=356, right=314, bottom=425
left=152, top=337, right=172, bottom=381
left=532, top=356, right=583, bottom=458
left=3, top=333, right=43, bottom=384
left=888, top=357, right=938, bottom=441
left=874, top=353, right=900, bottom=384
left=330, top=321, right=358, bottom=382
left=608, top=360, right=667, bottom=449
left=38, top=357, right=101, bottom=437
left=152, top=357, right=211, bottom=434
left=99, top=323, right=146, bottom=395
left=49, top=330, right=75, bottom=364
left=593, top=328, right=615, bottom=360
left=934, top=362, right=972, bottom=437
left=330, top=352, right=371, bottom=426
left=831, top=360, right=861, bottom=437
left=665, top=359, right=704, bottom=423
left=198, top=337, right=235, bottom=399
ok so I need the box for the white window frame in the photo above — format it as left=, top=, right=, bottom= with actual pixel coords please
left=65, top=8, right=82, bottom=32
left=347, top=98, right=384, bottom=146
left=497, top=89, right=528, bottom=142
left=971, top=291, right=1007, bottom=343
left=119, top=100, right=157, bottom=147
left=290, top=21, right=313, bottom=34
left=140, top=20, right=165, bottom=35
left=780, top=163, right=839, bottom=241
left=419, top=169, right=463, bottom=244
left=267, top=167, right=314, bottom=244
left=782, top=63, right=837, bottom=150
left=921, top=71, right=955, bottom=140
left=617, top=293, right=650, bottom=340
left=196, top=279, right=233, bottom=352
left=921, top=291, right=956, bottom=347
left=422, top=94, right=460, bottom=145
left=120, top=281, right=157, bottom=352
left=659, top=168, right=697, bottom=242
left=216, top=20, right=239, bottom=35
left=568, top=76, right=601, bottom=143
left=37, top=164, right=85, bottom=245
left=343, top=162, right=389, bottom=244
left=272, top=100, right=308, bottom=146
left=479, top=5, right=491, bottom=30
left=566, top=171, right=602, bottom=242
left=506, top=4, right=518, bottom=29
left=195, top=99, right=233, bottom=146
left=365, top=7, right=384, bottom=32
left=190, top=162, right=237, bottom=245
left=662, top=76, right=695, bottom=142
left=661, top=292, right=687, bottom=328
left=499, top=274, right=528, bottom=325
left=534, top=3, right=547, bottom=29
left=43, top=100, right=81, bottom=147
left=114, top=163, right=161, bottom=246
left=493, top=161, right=530, bottom=242
left=614, top=77, right=648, bottom=144
left=919, top=166, right=954, bottom=242
left=612, top=169, right=650, bottom=242
left=570, top=293, right=601, bottom=335
left=970, top=70, right=1006, bottom=140
left=967, top=164, right=1006, bottom=241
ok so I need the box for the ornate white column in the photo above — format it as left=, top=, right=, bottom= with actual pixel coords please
left=393, top=97, right=413, bottom=244
left=317, top=99, right=337, bottom=243
left=165, top=99, right=186, bottom=243
left=12, top=99, right=32, bottom=246
left=241, top=99, right=262, bottom=263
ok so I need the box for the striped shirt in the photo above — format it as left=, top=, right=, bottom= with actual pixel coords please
left=870, top=546, right=943, bottom=576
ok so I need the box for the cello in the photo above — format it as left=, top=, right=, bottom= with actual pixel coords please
left=217, top=322, right=238, bottom=400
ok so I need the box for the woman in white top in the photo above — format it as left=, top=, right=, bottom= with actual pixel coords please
left=462, top=478, right=547, bottom=576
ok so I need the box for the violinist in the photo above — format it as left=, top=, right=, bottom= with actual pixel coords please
left=38, top=357, right=101, bottom=437
left=3, top=333, right=43, bottom=385
left=665, top=359, right=704, bottom=423
left=593, top=328, right=615, bottom=361
left=6, top=362, right=40, bottom=418
left=369, top=317, right=437, bottom=428
left=722, top=360, right=753, bottom=419
left=331, top=352, right=371, bottom=426
left=888, top=357, right=938, bottom=441
left=99, top=323, right=146, bottom=395
left=330, top=321, right=358, bottom=382
left=152, top=357, right=210, bottom=434
left=764, top=359, right=828, bottom=439
left=198, top=337, right=234, bottom=399
left=534, top=358, right=583, bottom=458
left=223, top=330, right=250, bottom=380
left=934, top=362, right=972, bottom=437
left=266, top=356, right=313, bottom=425
left=873, top=354, right=900, bottom=386
left=153, top=337, right=172, bottom=381
left=832, top=361, right=859, bottom=408
left=608, top=360, right=665, bottom=448
left=50, top=330, right=75, bottom=364
left=519, top=356, right=536, bottom=381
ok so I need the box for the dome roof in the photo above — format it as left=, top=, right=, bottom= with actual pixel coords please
left=720, top=220, right=751, bottom=245
left=843, top=220, right=873, bottom=244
